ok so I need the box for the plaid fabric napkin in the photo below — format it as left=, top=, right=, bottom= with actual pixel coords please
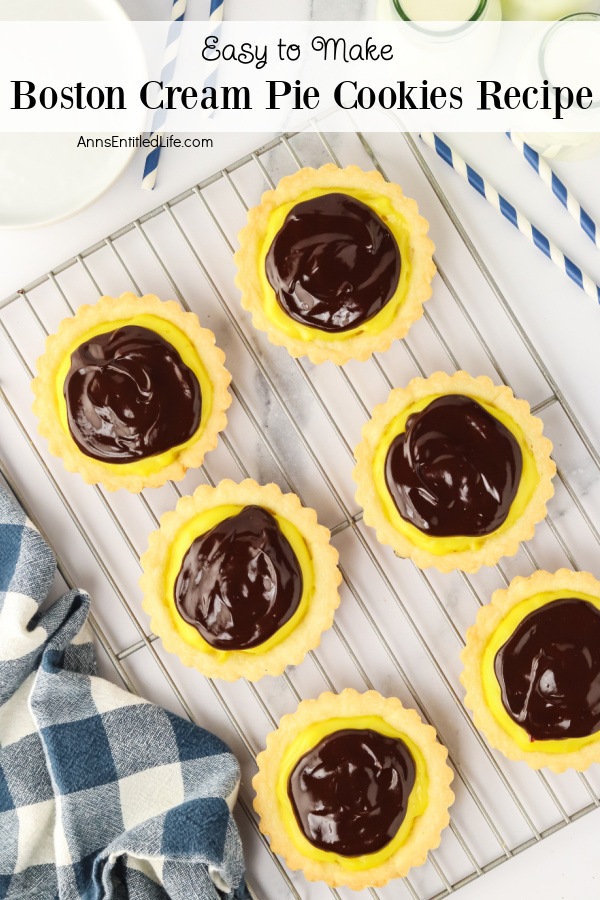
left=0, top=483, right=250, bottom=900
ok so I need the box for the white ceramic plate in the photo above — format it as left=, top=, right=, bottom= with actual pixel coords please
left=0, top=0, right=144, bottom=229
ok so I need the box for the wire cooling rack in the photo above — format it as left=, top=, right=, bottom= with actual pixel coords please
left=2, top=128, right=600, bottom=900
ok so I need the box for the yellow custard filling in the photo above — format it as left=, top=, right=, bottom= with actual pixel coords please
left=276, top=715, right=429, bottom=872
left=164, top=504, right=314, bottom=660
left=259, top=187, right=413, bottom=344
left=373, top=393, right=539, bottom=555
left=55, top=314, right=214, bottom=476
left=483, top=590, right=600, bottom=754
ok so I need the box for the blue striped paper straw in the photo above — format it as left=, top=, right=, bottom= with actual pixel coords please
left=141, top=0, right=187, bottom=191
left=419, top=132, right=600, bottom=306
left=507, top=132, right=600, bottom=250
left=203, top=0, right=224, bottom=97
left=142, top=0, right=224, bottom=191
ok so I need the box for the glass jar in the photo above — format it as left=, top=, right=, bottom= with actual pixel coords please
left=376, top=0, right=502, bottom=24
left=517, top=13, right=600, bottom=159
left=501, top=0, right=599, bottom=20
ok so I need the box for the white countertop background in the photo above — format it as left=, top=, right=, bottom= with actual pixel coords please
left=2, top=2, right=600, bottom=899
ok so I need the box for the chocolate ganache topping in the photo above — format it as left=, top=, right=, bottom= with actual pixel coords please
left=384, top=394, right=523, bottom=538
left=174, top=506, right=303, bottom=651
left=494, top=598, right=600, bottom=741
left=64, top=325, right=201, bottom=463
left=265, top=192, right=401, bottom=333
left=288, top=728, right=416, bottom=856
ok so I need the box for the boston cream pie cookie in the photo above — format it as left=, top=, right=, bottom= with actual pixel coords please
left=32, top=292, right=231, bottom=492
left=140, top=479, right=341, bottom=681
left=253, top=689, right=454, bottom=889
left=354, top=371, right=556, bottom=573
left=235, top=164, right=436, bottom=365
left=462, top=569, right=600, bottom=772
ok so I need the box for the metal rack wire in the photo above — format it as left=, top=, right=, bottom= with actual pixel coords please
left=1, top=127, right=600, bottom=900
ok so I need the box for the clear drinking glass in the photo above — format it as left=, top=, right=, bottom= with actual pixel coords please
left=376, top=0, right=502, bottom=28
left=501, top=0, right=599, bottom=21
left=375, top=0, right=502, bottom=77
left=517, top=13, right=600, bottom=159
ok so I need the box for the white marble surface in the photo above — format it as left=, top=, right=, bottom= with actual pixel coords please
left=1, top=2, right=600, bottom=900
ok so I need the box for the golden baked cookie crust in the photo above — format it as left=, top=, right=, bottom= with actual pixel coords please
left=253, top=688, right=454, bottom=890
left=461, top=569, right=600, bottom=772
left=353, top=371, right=556, bottom=573
left=140, top=479, right=341, bottom=681
left=235, top=164, right=436, bottom=365
left=31, top=292, right=231, bottom=492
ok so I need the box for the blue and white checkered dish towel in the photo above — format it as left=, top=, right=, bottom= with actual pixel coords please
left=0, top=483, right=251, bottom=900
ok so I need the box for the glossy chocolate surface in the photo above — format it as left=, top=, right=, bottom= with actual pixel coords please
left=288, top=728, right=416, bottom=856
left=384, top=394, right=523, bottom=538
left=495, top=598, right=600, bottom=741
left=64, top=325, right=201, bottom=463
left=265, top=192, right=401, bottom=333
left=174, top=505, right=303, bottom=651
